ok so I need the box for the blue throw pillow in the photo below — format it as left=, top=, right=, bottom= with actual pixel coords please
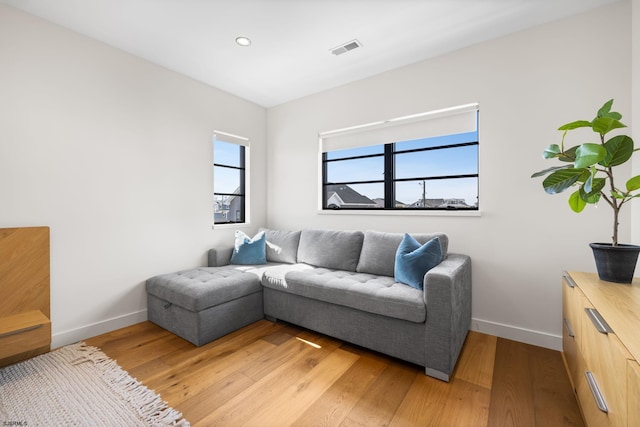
left=230, top=230, right=267, bottom=265
left=394, top=234, right=442, bottom=290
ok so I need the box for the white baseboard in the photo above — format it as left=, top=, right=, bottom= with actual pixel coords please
left=52, top=309, right=148, bottom=349
left=51, top=311, right=560, bottom=352
left=472, top=317, right=562, bottom=351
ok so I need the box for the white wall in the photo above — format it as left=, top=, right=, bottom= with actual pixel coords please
left=267, top=1, right=632, bottom=350
left=0, top=5, right=267, bottom=347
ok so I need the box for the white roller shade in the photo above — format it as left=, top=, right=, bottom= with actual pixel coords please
left=320, top=103, right=478, bottom=152
left=214, top=130, right=249, bottom=146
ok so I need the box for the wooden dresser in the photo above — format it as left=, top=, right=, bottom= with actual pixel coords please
left=562, top=271, right=640, bottom=427
left=0, top=227, right=51, bottom=367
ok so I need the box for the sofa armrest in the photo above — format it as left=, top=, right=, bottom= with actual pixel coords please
left=423, top=253, right=472, bottom=381
left=207, top=247, right=234, bottom=267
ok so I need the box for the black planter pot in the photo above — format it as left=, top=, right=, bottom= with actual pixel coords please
left=589, top=243, right=640, bottom=284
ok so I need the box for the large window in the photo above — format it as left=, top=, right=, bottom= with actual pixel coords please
left=213, top=132, right=248, bottom=224
left=320, top=104, right=479, bottom=211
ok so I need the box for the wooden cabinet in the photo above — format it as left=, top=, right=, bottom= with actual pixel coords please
left=562, top=273, right=584, bottom=388
left=562, top=271, right=640, bottom=427
left=0, top=227, right=51, bottom=367
left=628, top=361, right=640, bottom=427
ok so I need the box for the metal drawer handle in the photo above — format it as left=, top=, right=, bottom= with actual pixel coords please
left=563, top=318, right=575, bottom=338
left=584, top=371, right=608, bottom=413
left=585, top=308, right=613, bottom=334
left=563, top=272, right=577, bottom=288
left=0, top=324, right=43, bottom=339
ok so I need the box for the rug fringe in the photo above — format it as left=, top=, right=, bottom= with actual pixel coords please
left=67, top=342, right=190, bottom=426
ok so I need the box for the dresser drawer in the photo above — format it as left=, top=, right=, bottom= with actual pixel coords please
left=629, top=361, right=640, bottom=427
left=0, top=310, right=51, bottom=360
left=562, top=273, right=584, bottom=387
left=578, top=302, right=631, bottom=427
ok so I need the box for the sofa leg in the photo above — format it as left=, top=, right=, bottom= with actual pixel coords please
left=425, top=367, right=450, bottom=382
left=265, top=315, right=277, bottom=323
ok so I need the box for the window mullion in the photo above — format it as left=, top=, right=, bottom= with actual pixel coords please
left=239, top=146, right=246, bottom=222
left=384, top=144, right=394, bottom=209
left=214, top=163, right=245, bottom=172
left=322, top=152, right=328, bottom=208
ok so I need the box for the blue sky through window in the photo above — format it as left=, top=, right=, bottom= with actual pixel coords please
left=213, top=139, right=242, bottom=194
left=214, top=139, right=241, bottom=167
left=325, top=131, right=478, bottom=206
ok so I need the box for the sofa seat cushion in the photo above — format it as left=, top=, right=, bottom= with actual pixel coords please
left=262, top=266, right=426, bottom=323
left=147, top=265, right=277, bottom=312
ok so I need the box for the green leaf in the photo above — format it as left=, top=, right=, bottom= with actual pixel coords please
left=597, top=99, right=622, bottom=120
left=582, top=177, right=605, bottom=200
left=589, top=194, right=602, bottom=204
left=542, top=168, right=586, bottom=194
left=582, top=190, right=602, bottom=204
left=531, top=165, right=572, bottom=178
left=569, top=190, right=587, bottom=212
left=591, top=117, right=626, bottom=135
left=612, top=190, right=626, bottom=199
left=574, top=144, right=606, bottom=168
left=597, top=99, right=613, bottom=117
left=591, top=177, right=606, bottom=193
left=603, top=111, right=622, bottom=120
left=558, top=120, right=591, bottom=131
left=601, top=135, right=634, bottom=167
left=558, top=146, right=578, bottom=162
left=627, top=175, right=640, bottom=192
left=543, top=144, right=561, bottom=159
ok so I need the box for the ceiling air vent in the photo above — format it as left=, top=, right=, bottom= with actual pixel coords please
left=330, top=39, right=362, bottom=56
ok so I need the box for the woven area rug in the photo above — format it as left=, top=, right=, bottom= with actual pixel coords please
left=0, top=342, right=189, bottom=426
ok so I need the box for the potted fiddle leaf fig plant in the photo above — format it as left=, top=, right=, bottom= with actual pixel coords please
left=532, top=99, right=640, bottom=283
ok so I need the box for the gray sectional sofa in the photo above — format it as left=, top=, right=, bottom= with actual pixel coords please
left=146, top=228, right=472, bottom=382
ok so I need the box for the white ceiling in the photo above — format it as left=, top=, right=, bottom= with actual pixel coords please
left=1, top=0, right=619, bottom=107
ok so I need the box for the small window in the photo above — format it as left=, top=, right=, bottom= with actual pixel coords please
left=213, top=133, right=248, bottom=224
left=320, top=104, right=479, bottom=211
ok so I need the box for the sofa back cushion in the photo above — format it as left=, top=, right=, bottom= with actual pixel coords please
left=297, top=229, right=364, bottom=271
left=259, top=228, right=301, bottom=264
left=356, top=230, right=448, bottom=277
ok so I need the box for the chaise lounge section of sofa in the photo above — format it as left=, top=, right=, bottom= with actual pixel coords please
left=146, top=228, right=472, bottom=382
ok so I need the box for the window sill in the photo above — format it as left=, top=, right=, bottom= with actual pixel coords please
left=318, top=209, right=481, bottom=217
left=211, top=222, right=252, bottom=230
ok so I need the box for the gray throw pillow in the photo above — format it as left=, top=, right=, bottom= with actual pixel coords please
left=259, top=228, right=301, bottom=264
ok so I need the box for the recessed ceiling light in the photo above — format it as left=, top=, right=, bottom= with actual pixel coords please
left=235, top=36, right=252, bottom=47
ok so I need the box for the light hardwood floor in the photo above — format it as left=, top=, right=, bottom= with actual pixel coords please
left=85, top=320, right=584, bottom=426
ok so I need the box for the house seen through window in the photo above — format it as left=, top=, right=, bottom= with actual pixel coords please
left=320, top=104, right=479, bottom=211
left=213, top=133, right=247, bottom=224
